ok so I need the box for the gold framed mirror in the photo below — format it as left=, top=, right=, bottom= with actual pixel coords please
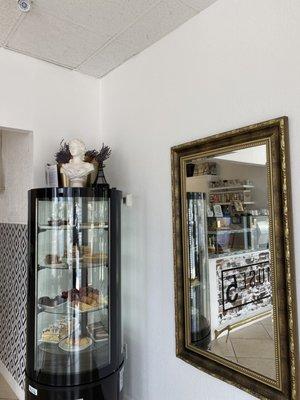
left=171, top=117, right=298, bottom=399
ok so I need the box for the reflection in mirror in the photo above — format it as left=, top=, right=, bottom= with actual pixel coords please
left=186, top=144, right=276, bottom=380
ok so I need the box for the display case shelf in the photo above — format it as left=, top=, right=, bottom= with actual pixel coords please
left=38, top=263, right=109, bottom=271
left=40, top=304, right=108, bottom=315
left=38, top=225, right=75, bottom=231
left=207, top=228, right=254, bottom=234
left=208, top=189, right=252, bottom=195
left=210, top=201, right=255, bottom=205
left=209, top=185, right=254, bottom=191
left=38, top=224, right=109, bottom=232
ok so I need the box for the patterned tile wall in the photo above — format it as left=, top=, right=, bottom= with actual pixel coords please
left=0, top=223, right=27, bottom=389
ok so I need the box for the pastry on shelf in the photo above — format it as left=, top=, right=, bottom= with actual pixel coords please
left=83, top=247, right=108, bottom=265
left=44, top=254, right=63, bottom=265
left=87, top=321, right=104, bottom=330
left=63, top=286, right=107, bottom=312
left=60, top=335, right=92, bottom=351
left=64, top=336, right=90, bottom=347
left=62, top=288, right=78, bottom=301
left=71, top=301, right=98, bottom=312
left=87, top=321, right=109, bottom=342
left=38, top=295, right=67, bottom=308
left=93, top=330, right=109, bottom=341
left=40, top=317, right=75, bottom=343
left=63, top=245, right=88, bottom=260
left=47, top=218, right=69, bottom=227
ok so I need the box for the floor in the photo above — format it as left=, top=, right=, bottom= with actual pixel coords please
left=0, top=374, right=17, bottom=400
left=208, top=316, right=276, bottom=379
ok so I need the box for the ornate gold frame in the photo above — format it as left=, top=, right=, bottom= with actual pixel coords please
left=171, top=117, right=298, bottom=399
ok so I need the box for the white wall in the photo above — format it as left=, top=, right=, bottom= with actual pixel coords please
left=100, top=0, right=300, bottom=399
left=0, top=48, right=100, bottom=187
left=0, top=128, right=33, bottom=224
left=217, top=160, right=268, bottom=209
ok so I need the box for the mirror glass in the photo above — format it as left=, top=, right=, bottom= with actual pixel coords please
left=185, top=144, right=277, bottom=380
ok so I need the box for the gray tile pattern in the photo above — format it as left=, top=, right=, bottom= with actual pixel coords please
left=0, top=223, right=27, bottom=390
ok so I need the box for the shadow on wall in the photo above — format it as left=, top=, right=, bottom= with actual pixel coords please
left=0, top=126, right=33, bottom=389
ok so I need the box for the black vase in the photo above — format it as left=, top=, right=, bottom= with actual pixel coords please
left=186, top=163, right=195, bottom=177
left=94, top=165, right=109, bottom=188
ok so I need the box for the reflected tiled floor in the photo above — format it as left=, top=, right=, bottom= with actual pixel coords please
left=0, top=374, right=17, bottom=400
left=208, top=316, right=276, bottom=379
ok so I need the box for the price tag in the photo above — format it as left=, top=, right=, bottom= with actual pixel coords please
left=29, top=385, right=38, bottom=396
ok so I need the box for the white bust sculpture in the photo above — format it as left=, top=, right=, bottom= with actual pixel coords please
left=61, top=139, right=94, bottom=187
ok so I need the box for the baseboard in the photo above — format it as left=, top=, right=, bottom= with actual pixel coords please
left=0, top=360, right=25, bottom=400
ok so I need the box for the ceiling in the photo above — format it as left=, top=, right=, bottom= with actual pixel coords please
left=0, top=0, right=217, bottom=78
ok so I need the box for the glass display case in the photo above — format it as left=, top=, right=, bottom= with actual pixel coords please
left=187, top=193, right=211, bottom=349
left=26, top=187, right=124, bottom=400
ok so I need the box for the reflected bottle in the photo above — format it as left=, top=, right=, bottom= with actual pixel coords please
left=187, top=192, right=211, bottom=349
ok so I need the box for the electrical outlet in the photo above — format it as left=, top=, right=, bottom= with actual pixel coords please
left=122, top=194, right=133, bottom=207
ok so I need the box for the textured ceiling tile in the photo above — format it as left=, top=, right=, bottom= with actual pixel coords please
left=0, top=0, right=22, bottom=45
left=3, top=0, right=209, bottom=77
left=35, top=0, right=160, bottom=37
left=114, top=0, right=197, bottom=57
left=79, top=0, right=198, bottom=77
left=77, top=40, right=133, bottom=77
left=179, top=0, right=218, bottom=12
left=7, top=6, right=109, bottom=68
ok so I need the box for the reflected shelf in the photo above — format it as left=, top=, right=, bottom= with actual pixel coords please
left=208, top=248, right=269, bottom=259
left=207, top=228, right=254, bottom=234
left=209, top=185, right=255, bottom=191
left=210, top=201, right=255, bottom=205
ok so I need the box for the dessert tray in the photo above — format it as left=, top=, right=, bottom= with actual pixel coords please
left=59, top=336, right=93, bottom=352
left=38, top=296, right=67, bottom=313
left=65, top=287, right=108, bottom=313
left=39, top=317, right=78, bottom=344
left=87, top=322, right=109, bottom=343
left=43, top=302, right=67, bottom=313
left=83, top=254, right=106, bottom=261
left=42, top=254, right=67, bottom=269
left=68, top=301, right=107, bottom=314
left=42, top=262, right=68, bottom=269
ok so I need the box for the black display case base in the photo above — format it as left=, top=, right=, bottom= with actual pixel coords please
left=25, top=365, right=124, bottom=400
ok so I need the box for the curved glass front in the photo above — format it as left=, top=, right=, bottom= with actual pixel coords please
left=187, top=192, right=211, bottom=349
left=35, top=194, right=110, bottom=378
